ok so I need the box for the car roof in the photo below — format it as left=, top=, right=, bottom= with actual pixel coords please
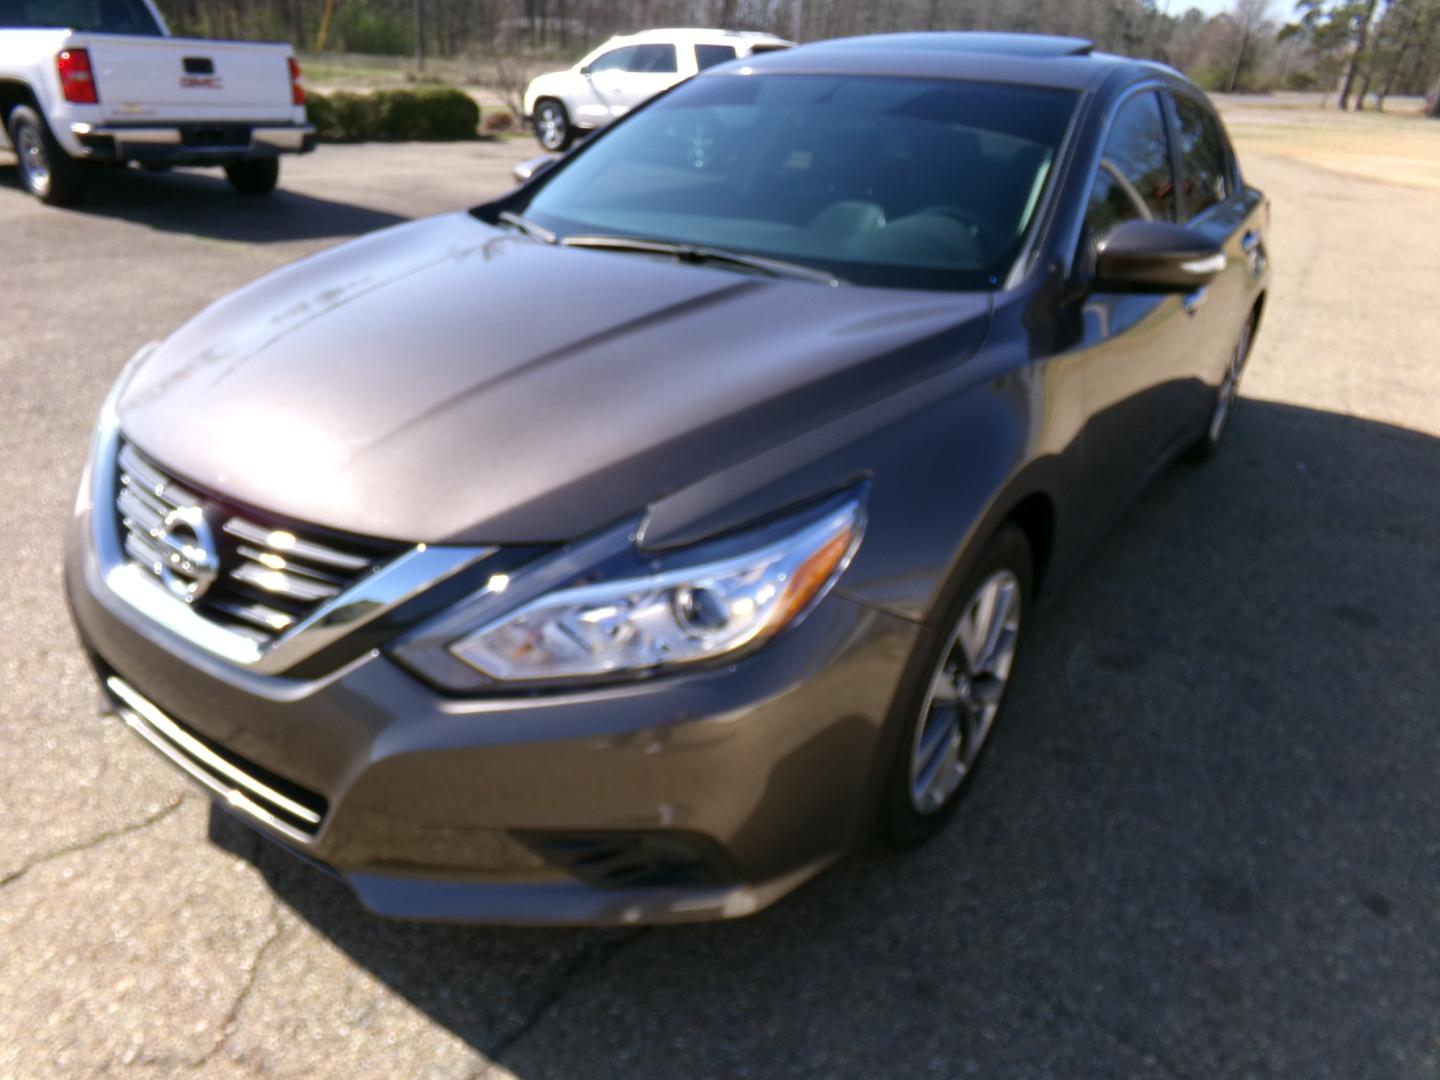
left=607, top=27, right=793, bottom=46
left=735, top=32, right=1173, bottom=93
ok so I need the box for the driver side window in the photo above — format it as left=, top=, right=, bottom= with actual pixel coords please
left=1081, top=91, right=1176, bottom=254
left=587, top=47, right=635, bottom=74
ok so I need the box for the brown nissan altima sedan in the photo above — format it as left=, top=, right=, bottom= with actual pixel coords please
left=66, top=32, right=1269, bottom=924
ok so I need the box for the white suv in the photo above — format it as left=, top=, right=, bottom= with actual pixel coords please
left=522, top=28, right=792, bottom=150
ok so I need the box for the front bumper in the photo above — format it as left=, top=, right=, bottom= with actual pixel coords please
left=70, top=123, right=316, bottom=166
left=65, top=493, right=919, bottom=925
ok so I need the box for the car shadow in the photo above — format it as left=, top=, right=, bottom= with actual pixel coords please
left=0, top=163, right=407, bottom=243
left=209, top=398, right=1440, bottom=1077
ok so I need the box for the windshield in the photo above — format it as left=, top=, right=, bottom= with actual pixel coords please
left=0, top=0, right=163, bottom=35
left=517, top=74, right=1076, bottom=291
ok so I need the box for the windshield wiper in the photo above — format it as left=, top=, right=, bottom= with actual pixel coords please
left=498, top=210, right=557, bottom=244
left=560, top=234, right=844, bottom=286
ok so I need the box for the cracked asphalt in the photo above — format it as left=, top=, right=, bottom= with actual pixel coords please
left=3, top=119, right=1439, bottom=1079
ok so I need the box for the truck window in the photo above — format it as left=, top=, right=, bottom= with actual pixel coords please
left=0, top=0, right=164, bottom=36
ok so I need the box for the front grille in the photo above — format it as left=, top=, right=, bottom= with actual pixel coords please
left=105, top=674, right=327, bottom=839
left=115, top=440, right=399, bottom=646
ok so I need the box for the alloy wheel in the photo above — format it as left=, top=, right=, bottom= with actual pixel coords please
left=16, top=123, right=50, bottom=196
left=909, top=569, right=1022, bottom=814
left=1208, top=319, right=1254, bottom=444
left=536, top=104, right=566, bottom=151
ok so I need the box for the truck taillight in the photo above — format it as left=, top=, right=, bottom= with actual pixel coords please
left=288, top=57, right=305, bottom=106
left=57, top=49, right=99, bottom=105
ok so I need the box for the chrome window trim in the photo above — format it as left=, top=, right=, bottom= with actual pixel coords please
left=89, top=407, right=493, bottom=675
left=1057, top=78, right=1176, bottom=280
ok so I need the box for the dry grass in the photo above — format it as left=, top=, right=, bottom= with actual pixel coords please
left=1215, top=94, right=1440, bottom=191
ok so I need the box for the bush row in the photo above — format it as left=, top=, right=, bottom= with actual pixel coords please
left=305, top=87, right=482, bottom=142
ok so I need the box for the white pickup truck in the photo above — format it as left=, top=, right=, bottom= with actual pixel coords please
left=0, top=0, right=313, bottom=205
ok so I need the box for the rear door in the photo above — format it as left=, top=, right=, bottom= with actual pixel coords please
left=85, top=37, right=294, bottom=123
left=1075, top=87, right=1210, bottom=519
left=1166, top=89, right=1267, bottom=392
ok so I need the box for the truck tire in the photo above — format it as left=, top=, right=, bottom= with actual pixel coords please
left=224, top=158, right=280, bottom=196
left=7, top=105, right=86, bottom=206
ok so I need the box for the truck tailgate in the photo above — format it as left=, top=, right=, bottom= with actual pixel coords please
left=82, top=36, right=295, bottom=122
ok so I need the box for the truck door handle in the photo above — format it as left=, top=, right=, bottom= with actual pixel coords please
left=1241, top=230, right=1261, bottom=253
left=1183, top=287, right=1209, bottom=315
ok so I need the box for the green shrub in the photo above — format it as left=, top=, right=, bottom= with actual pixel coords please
left=305, top=89, right=478, bottom=142
left=303, top=92, right=334, bottom=136
left=373, top=87, right=479, bottom=139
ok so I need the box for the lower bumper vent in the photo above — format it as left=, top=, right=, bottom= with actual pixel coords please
left=516, top=831, right=738, bottom=889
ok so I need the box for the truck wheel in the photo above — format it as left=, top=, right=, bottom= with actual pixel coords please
left=8, top=106, right=86, bottom=206
left=224, top=158, right=280, bottom=196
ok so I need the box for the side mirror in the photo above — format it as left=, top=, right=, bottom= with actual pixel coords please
left=512, top=154, right=559, bottom=185
left=1094, top=220, right=1226, bottom=292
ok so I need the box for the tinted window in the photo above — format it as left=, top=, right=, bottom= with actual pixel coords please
left=0, top=0, right=162, bottom=33
left=1083, top=91, right=1175, bottom=246
left=519, top=76, right=1077, bottom=292
left=587, top=47, right=635, bottom=74
left=628, top=44, right=678, bottom=73
left=1173, top=94, right=1231, bottom=217
left=695, top=44, right=738, bottom=70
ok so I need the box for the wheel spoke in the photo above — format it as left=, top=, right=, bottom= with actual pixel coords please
left=927, top=664, right=963, bottom=706
left=914, top=707, right=958, bottom=781
left=956, top=579, right=996, bottom=673
left=913, top=711, right=962, bottom=809
left=974, top=579, right=1017, bottom=674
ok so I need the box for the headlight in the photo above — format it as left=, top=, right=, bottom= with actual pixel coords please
left=446, top=492, right=864, bottom=684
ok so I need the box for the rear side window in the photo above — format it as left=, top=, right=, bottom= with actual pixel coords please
left=628, top=44, right=678, bottom=73
left=1172, top=94, right=1231, bottom=217
left=1082, top=90, right=1176, bottom=245
left=0, top=0, right=163, bottom=34
left=695, top=44, right=738, bottom=70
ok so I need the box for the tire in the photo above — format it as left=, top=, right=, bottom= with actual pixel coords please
left=880, top=525, right=1034, bottom=850
left=533, top=99, right=574, bottom=152
left=1186, top=313, right=1257, bottom=464
left=7, top=105, right=86, bottom=206
left=224, top=158, right=280, bottom=196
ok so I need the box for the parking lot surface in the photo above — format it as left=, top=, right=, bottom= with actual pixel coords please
left=2, top=128, right=1438, bottom=1078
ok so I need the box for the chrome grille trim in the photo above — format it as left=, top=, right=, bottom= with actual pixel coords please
left=223, top=517, right=371, bottom=571
left=106, top=675, right=326, bottom=841
left=117, top=441, right=373, bottom=641
left=87, top=404, right=494, bottom=675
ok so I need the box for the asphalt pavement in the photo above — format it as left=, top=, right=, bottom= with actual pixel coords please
left=1, top=135, right=1437, bottom=1079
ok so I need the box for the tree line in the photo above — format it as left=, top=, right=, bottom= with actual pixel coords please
left=152, top=0, right=1440, bottom=115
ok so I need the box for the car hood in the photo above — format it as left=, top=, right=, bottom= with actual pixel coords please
left=118, top=213, right=991, bottom=544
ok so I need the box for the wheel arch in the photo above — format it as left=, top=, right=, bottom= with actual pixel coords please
left=0, top=80, right=40, bottom=131
left=1002, top=490, right=1057, bottom=599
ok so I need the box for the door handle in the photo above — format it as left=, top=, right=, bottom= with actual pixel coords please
left=1183, top=287, right=1209, bottom=315
left=1241, top=230, right=1261, bottom=253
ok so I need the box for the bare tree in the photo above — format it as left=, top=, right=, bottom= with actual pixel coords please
left=1338, top=0, right=1380, bottom=109
left=1225, top=0, right=1272, bottom=92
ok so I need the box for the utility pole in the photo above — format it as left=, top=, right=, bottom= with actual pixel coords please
left=413, top=0, right=424, bottom=73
